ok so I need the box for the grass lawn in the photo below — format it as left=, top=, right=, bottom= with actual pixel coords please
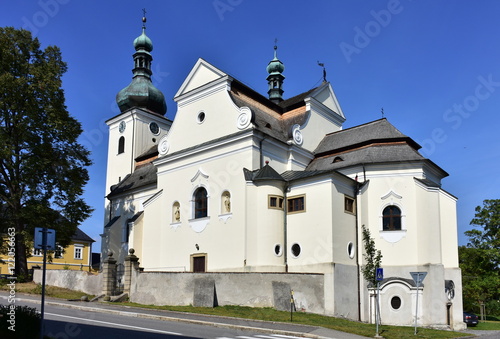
left=0, top=281, right=93, bottom=300
left=470, top=320, right=500, bottom=330
left=121, top=302, right=470, bottom=339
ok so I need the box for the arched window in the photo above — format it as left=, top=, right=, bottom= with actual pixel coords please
left=118, top=136, right=125, bottom=154
left=194, top=187, right=208, bottom=219
left=221, top=191, right=231, bottom=214
left=382, top=205, right=402, bottom=231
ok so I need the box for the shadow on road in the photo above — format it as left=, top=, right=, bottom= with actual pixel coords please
left=43, top=319, right=200, bottom=339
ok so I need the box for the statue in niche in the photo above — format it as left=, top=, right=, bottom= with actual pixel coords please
left=174, top=205, right=180, bottom=222
left=223, top=193, right=231, bottom=213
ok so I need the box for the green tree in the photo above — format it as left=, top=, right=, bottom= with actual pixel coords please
left=459, top=199, right=500, bottom=313
left=361, top=224, right=383, bottom=286
left=0, top=27, right=92, bottom=279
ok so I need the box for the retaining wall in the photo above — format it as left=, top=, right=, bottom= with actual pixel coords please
left=33, top=269, right=102, bottom=296
left=130, top=271, right=325, bottom=314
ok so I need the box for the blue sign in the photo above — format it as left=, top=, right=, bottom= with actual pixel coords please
left=34, top=228, right=56, bottom=250
left=376, top=268, right=384, bottom=281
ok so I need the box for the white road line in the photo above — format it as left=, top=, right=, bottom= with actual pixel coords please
left=45, top=312, right=183, bottom=336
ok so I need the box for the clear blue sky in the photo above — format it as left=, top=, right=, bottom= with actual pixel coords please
left=2, top=1, right=499, bottom=252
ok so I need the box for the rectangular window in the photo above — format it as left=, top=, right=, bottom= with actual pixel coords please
left=74, top=244, right=83, bottom=260
left=344, top=196, right=355, bottom=214
left=268, top=195, right=284, bottom=210
left=33, top=248, right=42, bottom=256
left=287, top=195, right=305, bottom=213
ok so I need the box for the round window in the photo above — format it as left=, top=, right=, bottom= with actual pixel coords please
left=274, top=244, right=282, bottom=256
left=149, top=122, right=160, bottom=135
left=391, top=296, right=402, bottom=310
left=347, top=242, right=355, bottom=259
left=197, top=111, right=206, bottom=123
left=291, top=243, right=301, bottom=258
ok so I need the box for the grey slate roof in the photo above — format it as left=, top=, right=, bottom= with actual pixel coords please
left=414, top=178, right=441, bottom=188
left=72, top=228, right=95, bottom=243
left=307, top=143, right=426, bottom=171
left=104, top=215, right=120, bottom=228
left=314, top=118, right=419, bottom=155
left=107, top=162, right=157, bottom=199
left=253, top=164, right=284, bottom=181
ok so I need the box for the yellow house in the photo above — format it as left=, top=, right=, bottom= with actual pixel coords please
left=0, top=228, right=95, bottom=273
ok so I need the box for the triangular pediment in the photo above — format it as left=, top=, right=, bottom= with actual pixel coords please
left=308, top=82, right=345, bottom=119
left=174, top=58, right=227, bottom=99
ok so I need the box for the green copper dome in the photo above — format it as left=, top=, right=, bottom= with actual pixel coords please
left=116, top=19, right=166, bottom=115
left=133, top=28, right=153, bottom=52
left=266, top=46, right=285, bottom=74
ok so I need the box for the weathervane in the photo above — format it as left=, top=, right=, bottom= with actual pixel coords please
left=317, top=61, right=327, bottom=82
left=381, top=107, right=384, bottom=118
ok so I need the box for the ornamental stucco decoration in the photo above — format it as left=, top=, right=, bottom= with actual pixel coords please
left=158, top=135, right=169, bottom=155
left=236, top=106, right=252, bottom=130
left=292, top=124, right=303, bottom=146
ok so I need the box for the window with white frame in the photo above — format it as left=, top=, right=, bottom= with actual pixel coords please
left=74, top=244, right=83, bottom=260
left=33, top=248, right=42, bottom=256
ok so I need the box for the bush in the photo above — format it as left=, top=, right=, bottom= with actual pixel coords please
left=0, top=305, right=41, bottom=338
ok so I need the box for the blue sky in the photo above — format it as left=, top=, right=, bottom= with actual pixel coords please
left=2, top=1, right=499, bottom=251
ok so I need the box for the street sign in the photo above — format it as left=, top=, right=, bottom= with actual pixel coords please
left=410, top=272, right=427, bottom=285
left=34, top=228, right=56, bottom=250
left=410, top=271, right=427, bottom=335
left=376, top=268, right=384, bottom=281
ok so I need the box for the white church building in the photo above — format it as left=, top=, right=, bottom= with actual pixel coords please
left=101, top=18, right=464, bottom=329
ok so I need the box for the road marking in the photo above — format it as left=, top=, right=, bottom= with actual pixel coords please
left=45, top=312, right=182, bottom=336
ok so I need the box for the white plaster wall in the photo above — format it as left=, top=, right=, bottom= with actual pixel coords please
left=142, top=140, right=255, bottom=272
left=165, top=88, right=244, bottom=155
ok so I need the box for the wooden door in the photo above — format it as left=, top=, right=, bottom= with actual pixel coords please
left=193, top=256, right=206, bottom=272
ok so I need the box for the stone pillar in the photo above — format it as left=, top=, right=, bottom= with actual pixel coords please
left=102, top=251, right=117, bottom=298
left=124, top=248, right=139, bottom=295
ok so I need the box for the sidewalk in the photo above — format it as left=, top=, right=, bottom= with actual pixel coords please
left=0, top=292, right=368, bottom=339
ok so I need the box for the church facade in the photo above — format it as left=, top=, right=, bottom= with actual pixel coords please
left=101, top=19, right=464, bottom=329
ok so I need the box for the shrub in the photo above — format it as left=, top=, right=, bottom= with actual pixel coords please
left=0, top=305, right=41, bottom=338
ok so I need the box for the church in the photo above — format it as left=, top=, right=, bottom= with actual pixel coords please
left=101, top=17, right=465, bottom=329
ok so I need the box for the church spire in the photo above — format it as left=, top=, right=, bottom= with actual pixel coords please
left=266, top=40, right=285, bottom=104
left=116, top=10, right=167, bottom=115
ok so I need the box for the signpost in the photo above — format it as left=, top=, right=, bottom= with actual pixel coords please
left=410, top=272, right=427, bottom=335
left=34, top=227, right=56, bottom=339
left=375, top=268, right=383, bottom=337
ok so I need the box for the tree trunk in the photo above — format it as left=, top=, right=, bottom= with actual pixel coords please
left=14, top=223, right=28, bottom=280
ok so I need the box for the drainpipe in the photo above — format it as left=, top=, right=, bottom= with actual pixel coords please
left=283, top=182, right=289, bottom=272
left=355, top=180, right=361, bottom=322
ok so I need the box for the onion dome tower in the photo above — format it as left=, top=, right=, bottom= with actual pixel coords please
left=116, top=13, right=167, bottom=115
left=266, top=42, right=285, bottom=104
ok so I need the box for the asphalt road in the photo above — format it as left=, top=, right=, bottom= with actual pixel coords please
left=6, top=298, right=313, bottom=339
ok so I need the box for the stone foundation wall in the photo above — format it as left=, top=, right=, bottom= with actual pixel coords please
left=130, top=271, right=325, bottom=314
left=33, top=269, right=102, bottom=296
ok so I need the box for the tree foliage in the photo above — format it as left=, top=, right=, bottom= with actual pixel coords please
left=459, top=199, right=500, bottom=313
left=0, top=27, right=92, bottom=278
left=361, top=224, right=383, bottom=286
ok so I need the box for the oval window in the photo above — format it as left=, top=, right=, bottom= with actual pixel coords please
left=291, top=243, right=301, bottom=258
left=391, top=296, right=402, bottom=310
